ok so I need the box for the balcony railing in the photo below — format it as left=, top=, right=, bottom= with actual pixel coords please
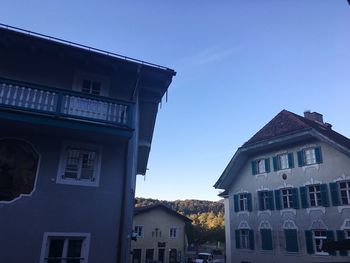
left=0, top=78, right=133, bottom=129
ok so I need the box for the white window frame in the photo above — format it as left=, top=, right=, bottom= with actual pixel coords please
left=279, top=154, right=289, bottom=170
left=282, top=188, right=293, bottom=209
left=308, top=185, right=321, bottom=207
left=313, top=230, right=328, bottom=255
left=239, top=229, right=250, bottom=249
left=170, top=227, right=178, bottom=238
left=339, top=181, right=350, bottom=205
left=304, top=148, right=317, bottom=165
left=39, top=232, right=90, bottom=263
left=134, top=225, right=144, bottom=238
left=260, top=191, right=269, bottom=210
left=239, top=193, right=248, bottom=211
left=57, top=142, right=102, bottom=187
left=257, top=159, right=266, bottom=174
left=73, top=71, right=110, bottom=97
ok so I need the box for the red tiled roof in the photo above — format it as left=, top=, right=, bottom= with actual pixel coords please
left=244, top=109, right=350, bottom=150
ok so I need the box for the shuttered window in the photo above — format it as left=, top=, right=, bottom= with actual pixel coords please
left=260, top=229, right=273, bottom=250
left=285, top=229, right=299, bottom=252
left=258, top=191, right=274, bottom=211
left=273, top=153, right=294, bottom=171
left=297, top=147, right=323, bottom=167
left=235, top=229, right=254, bottom=250
left=234, top=193, right=253, bottom=212
left=251, top=158, right=270, bottom=175
left=300, top=184, right=329, bottom=208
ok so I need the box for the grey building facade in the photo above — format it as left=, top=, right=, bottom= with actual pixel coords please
left=215, top=110, right=350, bottom=263
left=0, top=24, right=175, bottom=263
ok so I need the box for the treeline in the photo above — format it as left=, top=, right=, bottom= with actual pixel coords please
left=135, top=197, right=225, bottom=244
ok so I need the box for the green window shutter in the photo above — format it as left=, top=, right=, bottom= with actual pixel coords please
left=326, top=231, right=336, bottom=256
left=285, top=229, right=299, bottom=252
left=288, top=153, right=294, bottom=168
left=258, top=191, right=264, bottom=211
left=291, top=188, right=300, bottom=209
left=336, top=230, right=347, bottom=256
left=265, top=158, right=271, bottom=173
left=251, top=161, right=257, bottom=175
left=261, top=229, right=273, bottom=250
left=315, top=147, right=323, bottom=164
left=272, top=156, right=279, bottom=171
left=305, top=230, right=314, bottom=254
left=297, top=150, right=304, bottom=167
left=235, top=230, right=241, bottom=249
left=249, top=230, right=255, bottom=250
left=274, top=189, right=282, bottom=210
left=330, top=182, right=340, bottom=206
left=247, top=193, right=253, bottom=212
left=234, top=195, right=239, bottom=212
left=320, top=184, right=329, bottom=207
left=300, top=186, right=309, bottom=208
left=268, top=191, right=275, bottom=210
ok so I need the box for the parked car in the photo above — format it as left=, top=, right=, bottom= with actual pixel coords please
left=195, top=253, right=213, bottom=263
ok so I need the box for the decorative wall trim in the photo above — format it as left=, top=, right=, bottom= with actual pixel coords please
left=238, top=220, right=250, bottom=229
left=282, top=220, right=298, bottom=230
left=303, top=177, right=323, bottom=186
left=306, top=207, right=326, bottom=214
left=258, top=220, right=272, bottom=230
left=341, top=219, right=350, bottom=230
left=280, top=208, right=297, bottom=216
left=309, top=219, right=328, bottom=230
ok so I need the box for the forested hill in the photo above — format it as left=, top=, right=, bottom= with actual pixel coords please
left=135, top=197, right=224, bottom=215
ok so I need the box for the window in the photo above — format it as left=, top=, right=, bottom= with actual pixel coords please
left=297, top=147, right=322, bottom=166
left=260, top=229, right=273, bottom=250
left=339, top=181, right=350, bottom=205
left=313, top=230, right=328, bottom=255
left=239, top=194, right=248, bottom=211
left=275, top=188, right=299, bottom=210
left=284, top=229, right=299, bottom=252
left=273, top=153, right=294, bottom=171
left=258, top=191, right=274, bottom=210
left=0, top=139, right=39, bottom=202
left=40, top=233, right=90, bottom=263
left=134, top=225, right=144, bottom=237
left=305, top=230, right=335, bottom=255
left=146, top=249, right=154, bottom=263
left=57, top=143, right=101, bottom=187
left=251, top=158, right=270, bottom=175
left=300, top=184, right=329, bottom=208
left=234, top=193, right=252, bottom=212
left=336, top=229, right=350, bottom=256
left=308, top=185, right=322, bottom=207
left=282, top=188, right=293, bottom=208
left=170, top=227, right=177, bottom=238
left=82, top=79, right=101, bottom=96
left=240, top=229, right=250, bottom=249
left=235, top=229, right=254, bottom=250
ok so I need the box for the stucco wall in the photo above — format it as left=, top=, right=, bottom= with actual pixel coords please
left=0, top=129, right=126, bottom=263
left=131, top=208, right=187, bottom=263
left=226, top=140, right=350, bottom=263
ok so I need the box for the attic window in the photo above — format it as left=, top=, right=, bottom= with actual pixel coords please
left=82, top=79, right=101, bottom=96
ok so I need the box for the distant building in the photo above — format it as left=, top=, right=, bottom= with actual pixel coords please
left=0, top=24, right=175, bottom=262
left=131, top=204, right=191, bottom=263
left=215, top=110, right=350, bottom=263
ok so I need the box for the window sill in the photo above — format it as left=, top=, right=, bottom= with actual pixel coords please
left=306, top=207, right=325, bottom=214
left=56, top=178, right=99, bottom=187
left=337, top=205, right=350, bottom=213
left=255, top=172, right=268, bottom=178
left=258, top=210, right=272, bottom=217
left=313, top=252, right=329, bottom=256
left=302, top=163, right=320, bottom=172
left=280, top=208, right=296, bottom=216
left=237, top=211, right=250, bottom=217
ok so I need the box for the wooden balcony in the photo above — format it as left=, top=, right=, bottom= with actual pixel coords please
left=0, top=78, right=133, bottom=130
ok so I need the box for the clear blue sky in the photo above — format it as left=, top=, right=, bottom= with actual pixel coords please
left=1, top=1, right=349, bottom=201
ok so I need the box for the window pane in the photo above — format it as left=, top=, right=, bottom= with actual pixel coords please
left=67, top=239, right=83, bottom=263
left=258, top=160, right=265, bottom=173
left=80, top=152, right=96, bottom=180
left=280, top=154, right=289, bottom=169
left=91, top=81, right=101, bottom=96
left=82, top=80, right=91, bottom=94
left=64, top=149, right=80, bottom=179
left=47, top=239, right=64, bottom=262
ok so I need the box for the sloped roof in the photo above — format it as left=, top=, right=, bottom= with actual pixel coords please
left=214, top=109, right=350, bottom=190
left=134, top=204, right=192, bottom=223
left=244, top=109, right=350, bottom=150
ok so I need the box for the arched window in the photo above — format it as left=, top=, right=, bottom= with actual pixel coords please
left=0, top=139, right=39, bottom=202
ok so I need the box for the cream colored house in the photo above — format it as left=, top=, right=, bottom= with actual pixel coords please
left=215, top=110, right=350, bottom=263
left=131, top=204, right=191, bottom=263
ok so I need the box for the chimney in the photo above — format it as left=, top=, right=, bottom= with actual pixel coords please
left=304, top=110, right=324, bottom=124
